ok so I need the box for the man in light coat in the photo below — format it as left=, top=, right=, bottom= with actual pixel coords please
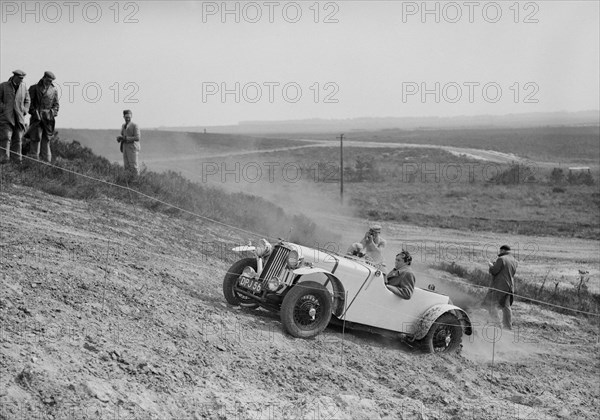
left=116, top=110, right=141, bottom=176
left=484, top=245, right=518, bottom=330
left=347, top=224, right=387, bottom=264
left=0, top=70, right=30, bottom=164
left=27, top=71, right=59, bottom=162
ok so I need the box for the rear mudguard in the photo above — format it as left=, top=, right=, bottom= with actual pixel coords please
left=412, top=304, right=473, bottom=341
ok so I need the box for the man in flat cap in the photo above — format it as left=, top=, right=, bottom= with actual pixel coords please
left=483, top=245, right=518, bottom=330
left=0, top=70, right=31, bottom=164
left=116, top=109, right=141, bottom=177
left=347, top=224, right=387, bottom=264
left=27, top=71, right=59, bottom=162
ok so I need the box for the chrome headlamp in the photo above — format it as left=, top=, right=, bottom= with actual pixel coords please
left=241, top=266, right=257, bottom=279
left=266, top=277, right=281, bottom=291
left=287, top=250, right=301, bottom=269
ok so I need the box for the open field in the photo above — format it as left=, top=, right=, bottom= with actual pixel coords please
left=277, top=125, right=600, bottom=166
left=172, top=144, right=600, bottom=240
left=59, top=128, right=308, bottom=166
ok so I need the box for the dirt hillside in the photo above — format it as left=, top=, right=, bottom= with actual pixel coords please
left=1, top=184, right=598, bottom=419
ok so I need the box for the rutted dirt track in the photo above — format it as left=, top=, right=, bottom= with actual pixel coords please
left=1, top=185, right=599, bottom=419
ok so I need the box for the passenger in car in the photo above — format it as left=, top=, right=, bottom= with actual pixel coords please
left=347, top=224, right=386, bottom=263
left=386, top=250, right=415, bottom=300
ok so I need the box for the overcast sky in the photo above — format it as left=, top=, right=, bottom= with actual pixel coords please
left=1, top=0, right=598, bottom=129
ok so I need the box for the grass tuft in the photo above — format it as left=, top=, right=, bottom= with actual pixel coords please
left=2, top=137, right=340, bottom=249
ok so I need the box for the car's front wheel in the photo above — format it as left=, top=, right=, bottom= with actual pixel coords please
left=422, top=313, right=463, bottom=353
left=280, top=281, right=332, bottom=338
left=222, top=258, right=260, bottom=309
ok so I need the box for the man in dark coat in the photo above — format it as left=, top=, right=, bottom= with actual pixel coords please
left=27, top=71, right=59, bottom=162
left=386, top=250, right=416, bottom=300
left=0, top=70, right=30, bottom=163
left=484, top=245, right=518, bottom=329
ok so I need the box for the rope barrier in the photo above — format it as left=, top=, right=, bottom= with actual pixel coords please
left=1, top=150, right=598, bottom=320
left=0, top=150, right=272, bottom=241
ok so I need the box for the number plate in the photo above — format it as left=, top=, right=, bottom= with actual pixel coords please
left=238, top=276, right=263, bottom=293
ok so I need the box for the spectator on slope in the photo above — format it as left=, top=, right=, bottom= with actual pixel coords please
left=385, top=250, right=415, bottom=300
left=26, top=71, right=59, bottom=162
left=0, top=70, right=30, bottom=164
left=116, top=109, right=141, bottom=177
left=483, top=245, right=518, bottom=330
left=347, top=224, right=386, bottom=264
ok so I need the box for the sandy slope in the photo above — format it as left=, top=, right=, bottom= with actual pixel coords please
left=1, top=185, right=599, bottom=419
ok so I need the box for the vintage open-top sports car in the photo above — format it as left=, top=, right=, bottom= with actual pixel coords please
left=222, top=239, right=472, bottom=353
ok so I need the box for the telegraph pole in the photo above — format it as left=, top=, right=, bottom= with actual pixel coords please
left=338, top=133, right=344, bottom=203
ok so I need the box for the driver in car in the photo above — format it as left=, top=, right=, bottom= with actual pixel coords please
left=385, top=250, right=415, bottom=300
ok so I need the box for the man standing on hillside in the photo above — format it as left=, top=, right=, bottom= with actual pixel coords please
left=0, top=70, right=30, bottom=164
left=484, top=245, right=518, bottom=330
left=116, top=110, right=141, bottom=177
left=27, top=71, right=59, bottom=162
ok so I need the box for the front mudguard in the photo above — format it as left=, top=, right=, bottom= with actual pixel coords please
left=291, top=266, right=346, bottom=316
left=412, top=304, right=472, bottom=341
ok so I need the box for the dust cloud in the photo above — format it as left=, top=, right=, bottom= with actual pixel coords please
left=101, top=134, right=555, bottom=368
left=461, top=313, right=546, bottom=364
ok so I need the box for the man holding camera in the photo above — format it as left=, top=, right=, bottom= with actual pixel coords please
left=347, top=224, right=387, bottom=264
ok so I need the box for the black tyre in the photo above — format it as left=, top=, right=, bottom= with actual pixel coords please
left=222, top=258, right=260, bottom=309
left=422, top=313, right=463, bottom=353
left=280, top=281, right=332, bottom=338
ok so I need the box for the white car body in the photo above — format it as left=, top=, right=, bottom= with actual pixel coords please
left=224, top=240, right=472, bottom=348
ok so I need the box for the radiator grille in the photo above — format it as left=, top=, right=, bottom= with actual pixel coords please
left=259, top=245, right=290, bottom=284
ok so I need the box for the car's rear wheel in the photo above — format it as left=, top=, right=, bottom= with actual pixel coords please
left=422, top=313, right=463, bottom=353
left=222, top=258, right=260, bottom=309
left=281, top=281, right=332, bottom=338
